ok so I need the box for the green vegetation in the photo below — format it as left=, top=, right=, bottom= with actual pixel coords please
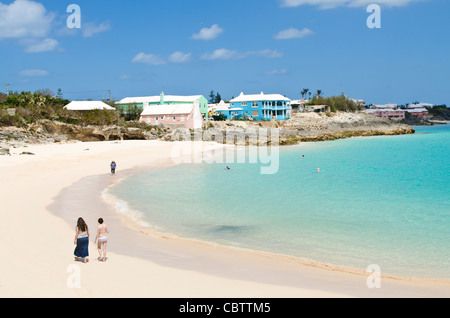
left=114, top=103, right=142, bottom=121
left=0, top=90, right=123, bottom=127
left=306, top=93, right=362, bottom=112
left=208, top=90, right=222, bottom=104
left=427, top=105, right=450, bottom=119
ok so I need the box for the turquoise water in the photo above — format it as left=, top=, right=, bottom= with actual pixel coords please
left=108, top=124, right=450, bottom=280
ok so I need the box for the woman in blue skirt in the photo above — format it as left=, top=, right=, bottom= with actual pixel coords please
left=74, top=217, right=90, bottom=263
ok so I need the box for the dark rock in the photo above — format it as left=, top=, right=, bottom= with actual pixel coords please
left=0, top=148, right=10, bottom=156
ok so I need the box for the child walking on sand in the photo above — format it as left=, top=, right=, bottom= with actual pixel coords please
left=94, top=218, right=109, bottom=262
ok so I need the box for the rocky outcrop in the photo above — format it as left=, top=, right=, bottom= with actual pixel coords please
left=0, top=147, right=10, bottom=156
left=0, top=112, right=415, bottom=149
left=207, top=112, right=415, bottom=145
left=31, top=120, right=162, bottom=142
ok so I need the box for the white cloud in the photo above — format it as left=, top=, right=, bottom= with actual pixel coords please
left=82, top=22, right=111, bottom=38
left=265, top=69, right=289, bottom=75
left=18, top=69, right=50, bottom=77
left=256, top=49, right=283, bottom=59
left=191, top=24, right=224, bottom=40
left=23, top=38, right=60, bottom=53
left=202, top=48, right=241, bottom=60
left=275, top=27, right=314, bottom=40
left=280, top=0, right=424, bottom=9
left=0, top=0, right=54, bottom=39
left=168, top=51, right=192, bottom=63
left=202, top=49, right=283, bottom=61
left=132, top=53, right=167, bottom=65
left=119, top=74, right=131, bottom=80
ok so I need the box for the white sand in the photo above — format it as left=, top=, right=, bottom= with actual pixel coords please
left=0, top=140, right=448, bottom=298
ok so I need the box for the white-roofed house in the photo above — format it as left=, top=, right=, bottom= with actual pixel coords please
left=116, top=92, right=209, bottom=119
left=229, top=92, right=292, bottom=121
left=365, top=106, right=405, bottom=120
left=64, top=101, right=116, bottom=111
left=208, top=100, right=230, bottom=117
left=139, top=102, right=203, bottom=129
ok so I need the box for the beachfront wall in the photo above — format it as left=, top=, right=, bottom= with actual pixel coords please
left=116, top=93, right=209, bottom=119
left=139, top=103, right=203, bottom=129
left=229, top=92, right=292, bottom=121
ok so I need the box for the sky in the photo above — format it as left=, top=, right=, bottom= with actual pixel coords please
left=0, top=0, right=449, bottom=105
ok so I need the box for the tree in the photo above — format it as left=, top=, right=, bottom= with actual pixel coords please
left=301, top=88, right=309, bottom=99
left=56, top=88, right=63, bottom=99
left=208, top=90, right=215, bottom=104
left=35, top=88, right=54, bottom=97
left=316, top=89, right=323, bottom=97
left=214, top=92, right=222, bottom=104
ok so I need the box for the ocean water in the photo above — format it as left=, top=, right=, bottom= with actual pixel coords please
left=107, top=124, right=450, bottom=280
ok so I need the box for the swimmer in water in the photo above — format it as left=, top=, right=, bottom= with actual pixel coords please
left=317, top=168, right=320, bottom=173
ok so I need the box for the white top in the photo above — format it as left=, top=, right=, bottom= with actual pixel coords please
left=77, top=229, right=88, bottom=239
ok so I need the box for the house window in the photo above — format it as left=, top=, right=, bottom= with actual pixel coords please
left=252, top=101, right=258, bottom=107
left=181, top=115, right=185, bottom=121
left=241, top=102, right=247, bottom=106
left=161, top=116, right=164, bottom=120
left=173, top=115, right=176, bottom=120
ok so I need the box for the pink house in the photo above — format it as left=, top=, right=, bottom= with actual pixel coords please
left=139, top=103, right=203, bottom=129
left=366, top=104, right=405, bottom=120
left=406, top=107, right=429, bottom=118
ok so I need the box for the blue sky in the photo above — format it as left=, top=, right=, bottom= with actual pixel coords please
left=0, top=0, right=449, bottom=105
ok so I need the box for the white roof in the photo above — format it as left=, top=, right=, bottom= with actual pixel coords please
left=366, top=109, right=404, bottom=113
left=291, top=99, right=308, bottom=105
left=117, top=95, right=203, bottom=104
left=209, top=100, right=230, bottom=111
left=408, top=103, right=434, bottom=108
left=140, top=104, right=195, bottom=116
left=231, top=92, right=291, bottom=103
left=406, top=108, right=428, bottom=113
left=372, top=104, right=397, bottom=109
left=64, top=101, right=116, bottom=111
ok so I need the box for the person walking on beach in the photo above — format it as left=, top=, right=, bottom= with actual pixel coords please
left=94, top=218, right=109, bottom=262
left=74, top=217, right=89, bottom=263
left=110, top=161, right=117, bottom=175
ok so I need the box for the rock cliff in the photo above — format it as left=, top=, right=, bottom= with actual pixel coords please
left=0, top=112, right=415, bottom=154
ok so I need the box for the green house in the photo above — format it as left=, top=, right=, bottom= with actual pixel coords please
left=116, top=92, right=209, bottom=119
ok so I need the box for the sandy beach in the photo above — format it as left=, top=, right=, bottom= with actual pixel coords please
left=0, top=140, right=449, bottom=298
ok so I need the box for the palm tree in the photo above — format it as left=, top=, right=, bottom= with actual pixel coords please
left=301, top=88, right=309, bottom=99
left=316, top=89, right=323, bottom=97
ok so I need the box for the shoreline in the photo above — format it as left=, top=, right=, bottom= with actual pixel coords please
left=1, top=140, right=449, bottom=298
left=98, top=154, right=450, bottom=285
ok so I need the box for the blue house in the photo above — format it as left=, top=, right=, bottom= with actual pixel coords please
left=225, top=92, right=292, bottom=121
